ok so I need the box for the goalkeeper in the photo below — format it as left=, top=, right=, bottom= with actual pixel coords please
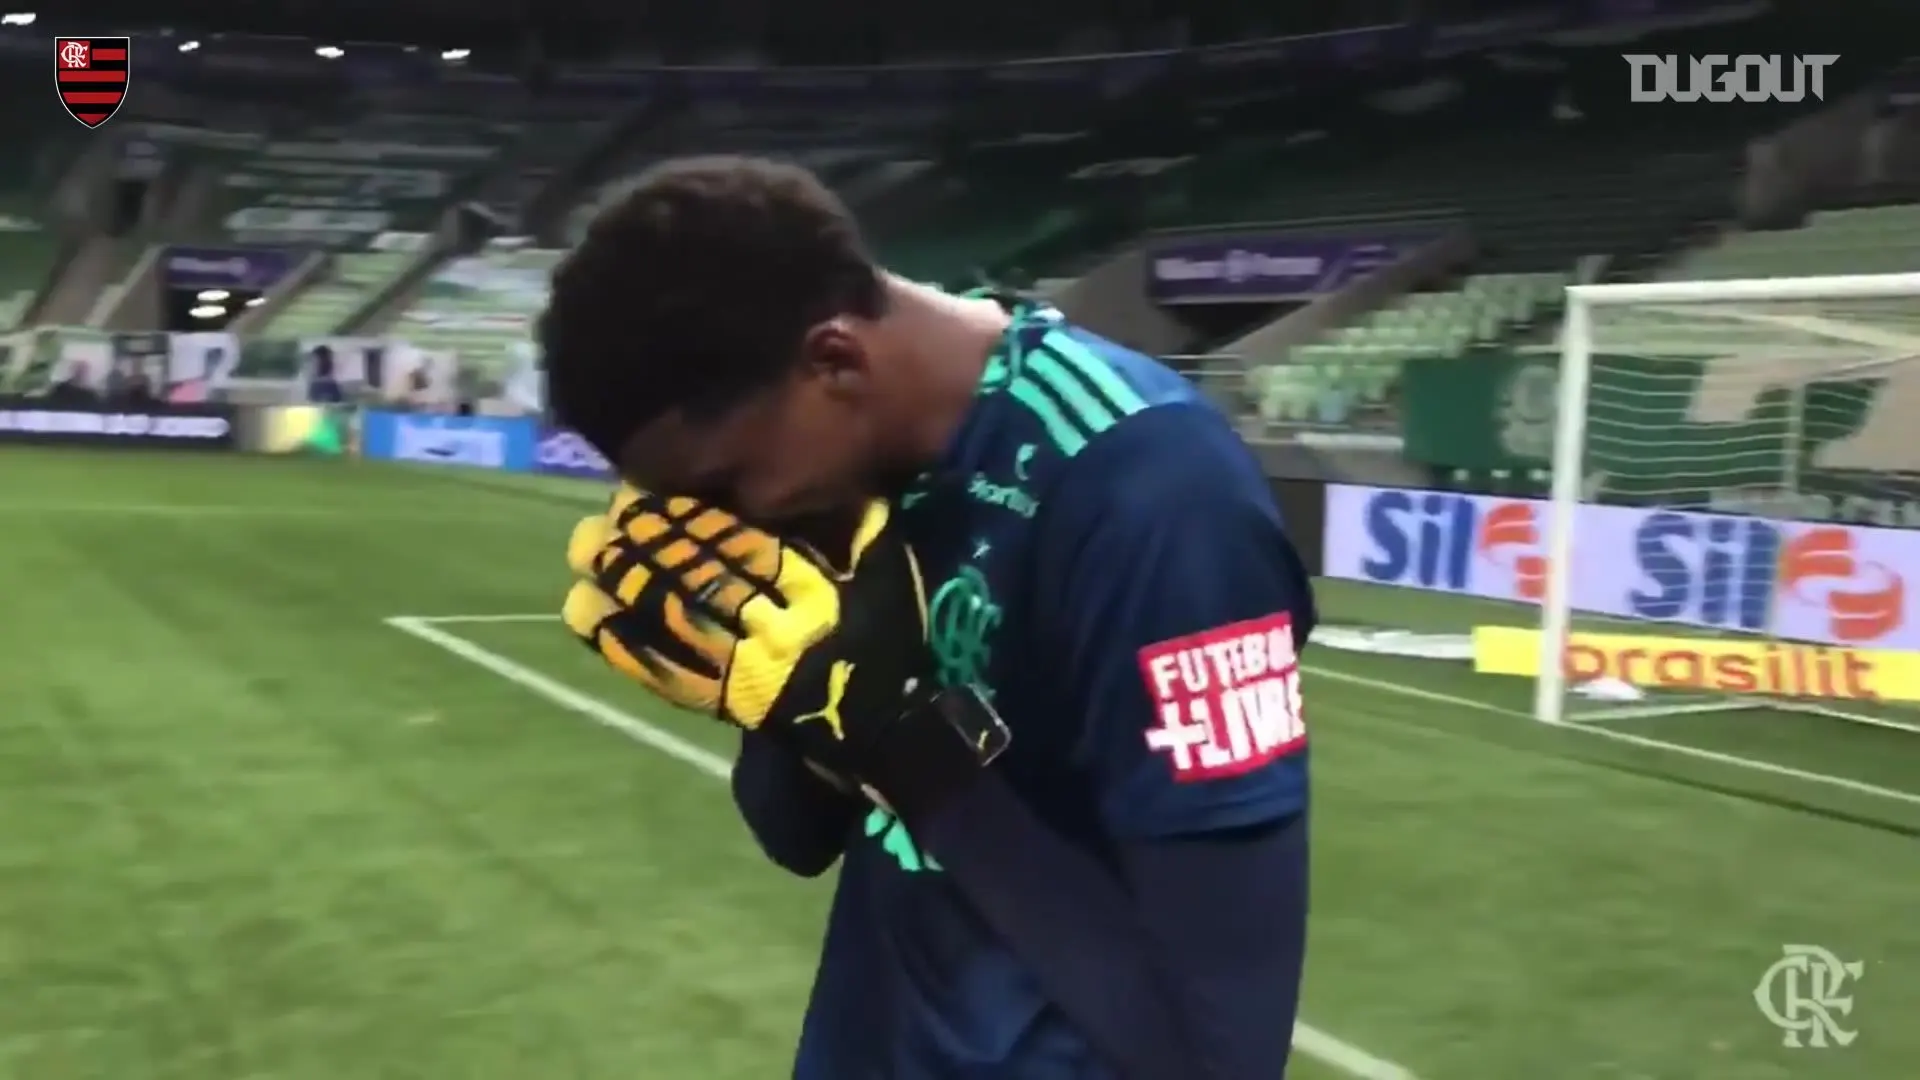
left=541, top=156, right=1313, bottom=1080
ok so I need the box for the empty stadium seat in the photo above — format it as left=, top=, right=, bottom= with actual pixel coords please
left=389, top=246, right=560, bottom=385
left=265, top=251, right=413, bottom=337
left=1248, top=270, right=1571, bottom=429
left=1661, top=205, right=1920, bottom=282
left=470, top=114, right=615, bottom=232
left=1173, top=73, right=1796, bottom=437
left=0, top=59, right=78, bottom=329
left=0, top=206, right=57, bottom=331
left=1590, top=204, right=1920, bottom=358
left=182, top=111, right=511, bottom=250
left=863, top=80, right=1211, bottom=285
left=568, top=97, right=934, bottom=246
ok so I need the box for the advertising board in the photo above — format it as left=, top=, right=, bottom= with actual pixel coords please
left=0, top=397, right=236, bottom=450
left=536, top=427, right=614, bottom=479
left=359, top=411, right=536, bottom=471
left=1323, top=484, right=1920, bottom=651
left=1145, top=234, right=1420, bottom=303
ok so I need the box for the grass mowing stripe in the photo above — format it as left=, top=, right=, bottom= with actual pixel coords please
left=385, top=614, right=1423, bottom=1080
left=1304, top=661, right=1920, bottom=807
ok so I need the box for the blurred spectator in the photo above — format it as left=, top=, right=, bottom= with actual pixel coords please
left=46, top=361, right=98, bottom=403
left=306, top=344, right=344, bottom=404
left=105, top=357, right=157, bottom=404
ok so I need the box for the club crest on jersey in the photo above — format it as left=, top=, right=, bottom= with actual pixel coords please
left=56, top=37, right=129, bottom=128
left=929, top=565, right=1001, bottom=696
left=1137, top=612, right=1305, bottom=781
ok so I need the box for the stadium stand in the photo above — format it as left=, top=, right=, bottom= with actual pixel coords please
left=872, top=128, right=1183, bottom=286
left=564, top=85, right=938, bottom=247
left=1661, top=203, right=1920, bottom=281
left=195, top=112, right=512, bottom=250
left=266, top=250, right=417, bottom=338
left=471, top=116, right=607, bottom=231
left=455, top=72, right=634, bottom=235
left=864, top=80, right=1189, bottom=285
left=253, top=70, right=646, bottom=339
left=0, top=206, right=57, bottom=332
left=1259, top=272, right=1573, bottom=426
left=0, top=59, right=80, bottom=330
left=382, top=244, right=561, bottom=387
left=1571, top=201, right=1920, bottom=362
left=1147, top=39, right=1884, bottom=437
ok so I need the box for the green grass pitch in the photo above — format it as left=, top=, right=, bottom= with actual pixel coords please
left=1, top=447, right=1915, bottom=1079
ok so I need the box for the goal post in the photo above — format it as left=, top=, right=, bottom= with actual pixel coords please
left=1535, top=272, right=1920, bottom=729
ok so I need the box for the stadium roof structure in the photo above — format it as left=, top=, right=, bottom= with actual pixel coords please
left=43, top=0, right=1428, bottom=63
left=28, top=0, right=1898, bottom=64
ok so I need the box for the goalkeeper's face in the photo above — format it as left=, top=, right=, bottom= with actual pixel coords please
left=624, top=338, right=898, bottom=528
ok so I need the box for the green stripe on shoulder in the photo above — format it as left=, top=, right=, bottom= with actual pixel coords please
left=1008, top=378, right=1089, bottom=456
left=1001, top=333, right=1150, bottom=456
left=1041, top=333, right=1150, bottom=418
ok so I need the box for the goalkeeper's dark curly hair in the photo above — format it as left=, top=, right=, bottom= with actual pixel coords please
left=539, top=155, right=888, bottom=464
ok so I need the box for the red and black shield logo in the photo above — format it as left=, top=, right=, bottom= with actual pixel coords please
left=56, top=37, right=129, bottom=129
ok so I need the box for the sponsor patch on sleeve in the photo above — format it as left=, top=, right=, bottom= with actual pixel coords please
left=1136, top=611, right=1305, bottom=781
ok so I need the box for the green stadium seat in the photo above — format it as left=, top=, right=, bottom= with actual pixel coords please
left=1657, top=206, right=1920, bottom=286
left=1246, top=269, right=1572, bottom=433
left=472, top=115, right=614, bottom=230
left=179, top=113, right=512, bottom=250
left=1600, top=203, right=1920, bottom=357
left=390, top=246, right=561, bottom=387
left=264, top=252, right=412, bottom=338
left=258, top=106, right=613, bottom=333
left=0, top=204, right=57, bottom=331
left=872, top=114, right=1194, bottom=285
left=0, top=59, right=81, bottom=329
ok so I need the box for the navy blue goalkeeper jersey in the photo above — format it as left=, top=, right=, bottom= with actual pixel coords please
left=793, top=298, right=1313, bottom=1079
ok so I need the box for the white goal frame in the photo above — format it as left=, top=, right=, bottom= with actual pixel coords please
left=1536, top=272, right=1920, bottom=728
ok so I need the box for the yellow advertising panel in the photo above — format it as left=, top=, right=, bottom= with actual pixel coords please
left=1473, top=625, right=1920, bottom=703
left=255, top=405, right=349, bottom=456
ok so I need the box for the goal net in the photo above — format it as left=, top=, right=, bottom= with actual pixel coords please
left=1532, top=272, right=1920, bottom=735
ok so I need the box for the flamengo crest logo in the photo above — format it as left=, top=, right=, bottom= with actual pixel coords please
left=1138, top=612, right=1306, bottom=781
left=56, top=37, right=129, bottom=128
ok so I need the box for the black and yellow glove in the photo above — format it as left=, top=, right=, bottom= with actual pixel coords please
left=562, top=486, right=1007, bottom=809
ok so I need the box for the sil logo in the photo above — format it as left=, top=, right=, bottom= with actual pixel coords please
left=1358, top=489, right=1548, bottom=601
left=1628, top=514, right=1907, bottom=642
left=1476, top=502, right=1548, bottom=602
left=1775, top=526, right=1905, bottom=642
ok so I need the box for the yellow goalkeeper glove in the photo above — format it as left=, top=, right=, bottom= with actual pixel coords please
left=561, top=486, right=1007, bottom=797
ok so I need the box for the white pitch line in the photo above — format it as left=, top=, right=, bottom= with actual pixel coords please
left=384, top=613, right=1423, bottom=1080
left=1306, top=663, right=1920, bottom=808
left=407, top=613, right=559, bottom=625
left=385, top=617, right=731, bottom=778
left=395, top=613, right=1920, bottom=810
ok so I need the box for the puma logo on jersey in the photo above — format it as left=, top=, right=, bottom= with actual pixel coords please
left=794, top=660, right=854, bottom=741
